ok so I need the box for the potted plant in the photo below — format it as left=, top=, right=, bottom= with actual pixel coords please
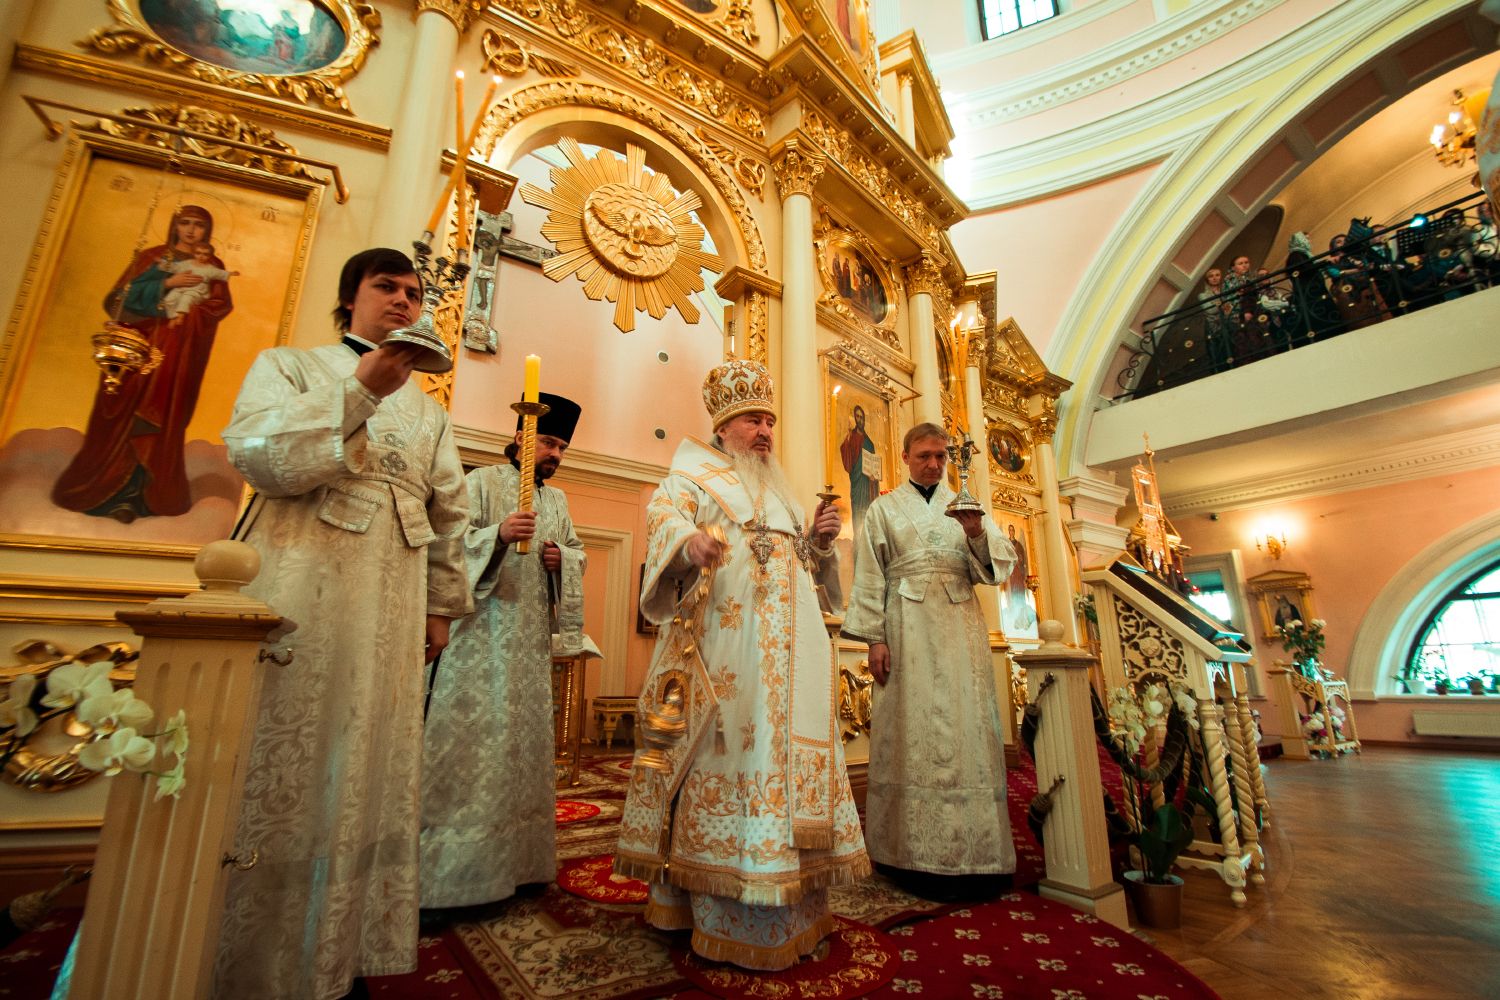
left=1104, top=680, right=1203, bottom=929
left=1461, top=674, right=1487, bottom=696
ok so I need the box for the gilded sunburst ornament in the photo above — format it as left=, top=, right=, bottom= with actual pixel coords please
left=520, top=139, right=724, bottom=332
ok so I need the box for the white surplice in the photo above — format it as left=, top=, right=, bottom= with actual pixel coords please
left=616, top=438, right=870, bottom=971
left=841, top=481, right=1018, bottom=875
left=215, top=344, right=470, bottom=1000
left=420, top=463, right=585, bottom=907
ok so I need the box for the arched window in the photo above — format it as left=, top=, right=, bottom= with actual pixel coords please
left=1405, top=561, right=1500, bottom=695
left=979, top=0, right=1058, bottom=40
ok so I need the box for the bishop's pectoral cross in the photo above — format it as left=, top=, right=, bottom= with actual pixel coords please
left=747, top=514, right=775, bottom=566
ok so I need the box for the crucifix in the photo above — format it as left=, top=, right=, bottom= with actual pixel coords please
left=747, top=514, right=775, bottom=566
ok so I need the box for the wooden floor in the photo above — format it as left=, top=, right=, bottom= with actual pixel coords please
left=1136, top=747, right=1500, bottom=1000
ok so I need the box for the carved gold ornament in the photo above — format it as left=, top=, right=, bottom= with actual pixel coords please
left=521, top=139, right=724, bottom=333
left=1, top=640, right=138, bottom=793
left=82, top=0, right=380, bottom=114
left=481, top=28, right=579, bottom=78
left=83, top=104, right=320, bottom=184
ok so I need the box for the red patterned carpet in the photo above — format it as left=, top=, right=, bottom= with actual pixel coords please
left=0, top=749, right=1211, bottom=1000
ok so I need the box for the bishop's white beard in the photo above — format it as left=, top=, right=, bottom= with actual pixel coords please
left=718, top=437, right=804, bottom=523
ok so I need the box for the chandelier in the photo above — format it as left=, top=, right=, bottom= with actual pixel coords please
left=1428, top=87, right=1490, bottom=168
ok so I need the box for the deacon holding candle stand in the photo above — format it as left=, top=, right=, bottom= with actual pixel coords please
left=421, top=368, right=589, bottom=908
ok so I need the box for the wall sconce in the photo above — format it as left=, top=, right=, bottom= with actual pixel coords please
left=1255, top=528, right=1288, bottom=560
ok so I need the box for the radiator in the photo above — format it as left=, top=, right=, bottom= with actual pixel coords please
left=1411, top=709, right=1500, bottom=738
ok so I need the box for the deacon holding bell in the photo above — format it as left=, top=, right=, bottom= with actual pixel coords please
left=420, top=391, right=586, bottom=907
left=615, top=360, right=869, bottom=971
left=841, top=422, right=1019, bottom=902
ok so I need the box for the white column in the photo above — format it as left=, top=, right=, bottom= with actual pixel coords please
left=771, top=139, right=826, bottom=501
left=1015, top=621, right=1129, bottom=929
left=1033, top=435, right=1079, bottom=645
left=896, top=71, right=917, bottom=148
left=906, top=255, right=944, bottom=425
left=369, top=5, right=462, bottom=247
left=963, top=353, right=1002, bottom=630
left=65, top=543, right=282, bottom=1000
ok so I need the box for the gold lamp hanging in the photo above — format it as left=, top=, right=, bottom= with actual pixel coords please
left=90, top=324, right=162, bottom=395
left=90, top=135, right=182, bottom=393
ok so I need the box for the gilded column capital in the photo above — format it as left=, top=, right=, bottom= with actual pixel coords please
left=414, top=0, right=486, bottom=33
left=1032, top=396, right=1059, bottom=441
left=904, top=252, right=946, bottom=299
left=770, top=139, right=825, bottom=201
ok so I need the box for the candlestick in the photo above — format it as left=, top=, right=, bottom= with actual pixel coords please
left=510, top=399, right=551, bottom=554
left=522, top=354, right=541, bottom=403
left=424, top=71, right=468, bottom=234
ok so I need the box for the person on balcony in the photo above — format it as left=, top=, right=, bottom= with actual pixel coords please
left=1324, top=232, right=1390, bottom=332
left=1284, top=231, right=1343, bottom=345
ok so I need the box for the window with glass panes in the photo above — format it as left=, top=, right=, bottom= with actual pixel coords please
left=1406, top=562, right=1500, bottom=693
left=980, top=0, right=1058, bottom=40
left=1186, top=569, right=1234, bottom=627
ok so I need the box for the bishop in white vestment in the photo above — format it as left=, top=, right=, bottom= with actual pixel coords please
left=421, top=393, right=587, bottom=907
left=842, top=422, right=1018, bottom=895
left=616, top=361, right=870, bottom=971
left=215, top=250, right=471, bottom=999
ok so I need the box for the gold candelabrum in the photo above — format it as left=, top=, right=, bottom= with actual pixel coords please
left=510, top=399, right=551, bottom=555
left=90, top=323, right=163, bottom=395
left=945, top=433, right=985, bottom=517
left=381, top=232, right=471, bottom=374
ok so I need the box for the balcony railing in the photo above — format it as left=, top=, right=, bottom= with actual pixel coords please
left=1116, top=192, right=1498, bottom=401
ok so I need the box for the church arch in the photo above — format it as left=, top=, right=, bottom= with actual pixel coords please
left=1053, top=4, right=1496, bottom=475
left=475, top=81, right=767, bottom=279
left=1346, top=508, right=1500, bottom=699
left=474, top=81, right=770, bottom=359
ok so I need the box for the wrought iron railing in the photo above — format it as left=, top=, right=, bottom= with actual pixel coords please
left=1116, top=191, right=1498, bottom=401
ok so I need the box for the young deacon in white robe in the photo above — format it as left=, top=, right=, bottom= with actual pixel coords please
left=616, top=360, right=871, bottom=971
left=216, top=249, right=471, bottom=999
left=420, top=392, right=586, bottom=907
left=841, top=422, right=1019, bottom=899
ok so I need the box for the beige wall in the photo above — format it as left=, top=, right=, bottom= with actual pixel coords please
left=1176, top=464, right=1500, bottom=749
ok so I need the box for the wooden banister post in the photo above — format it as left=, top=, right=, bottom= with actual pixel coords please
left=64, top=540, right=282, bottom=1000
left=1014, top=620, right=1129, bottom=929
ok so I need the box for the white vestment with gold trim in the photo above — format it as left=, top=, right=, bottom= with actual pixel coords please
left=616, top=437, right=869, bottom=971
left=420, top=463, right=585, bottom=906
left=216, top=344, right=471, bottom=1000
left=842, top=482, right=1018, bottom=875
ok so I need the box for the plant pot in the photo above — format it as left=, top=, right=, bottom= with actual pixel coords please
left=1123, top=871, right=1184, bottom=929
left=1467, top=678, right=1486, bottom=696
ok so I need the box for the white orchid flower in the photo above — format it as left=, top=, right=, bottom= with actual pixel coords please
left=154, top=759, right=186, bottom=801
left=1312, top=619, right=1326, bottom=628
left=77, top=688, right=154, bottom=732
left=77, top=727, right=156, bottom=775
left=0, top=674, right=39, bottom=736
left=42, top=661, right=113, bottom=710
left=163, top=710, right=189, bottom=757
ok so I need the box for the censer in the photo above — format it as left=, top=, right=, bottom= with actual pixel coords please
left=88, top=136, right=189, bottom=394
